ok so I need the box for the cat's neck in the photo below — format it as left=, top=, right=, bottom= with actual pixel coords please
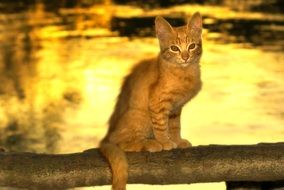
left=157, top=54, right=201, bottom=77
left=156, top=54, right=201, bottom=92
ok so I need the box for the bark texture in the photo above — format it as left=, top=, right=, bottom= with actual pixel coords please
left=0, top=143, right=284, bottom=189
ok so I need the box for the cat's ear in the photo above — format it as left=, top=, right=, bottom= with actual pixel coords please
left=187, top=12, right=202, bottom=36
left=155, top=16, right=174, bottom=41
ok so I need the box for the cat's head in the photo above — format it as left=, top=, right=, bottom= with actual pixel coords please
left=155, top=12, right=202, bottom=67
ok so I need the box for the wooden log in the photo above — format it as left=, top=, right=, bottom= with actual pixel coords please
left=0, top=143, right=284, bottom=189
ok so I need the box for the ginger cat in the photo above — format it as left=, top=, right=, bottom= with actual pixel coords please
left=100, top=12, right=203, bottom=190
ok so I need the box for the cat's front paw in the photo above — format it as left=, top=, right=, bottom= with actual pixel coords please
left=177, top=139, right=192, bottom=149
left=161, top=140, right=177, bottom=150
left=143, top=139, right=163, bottom=152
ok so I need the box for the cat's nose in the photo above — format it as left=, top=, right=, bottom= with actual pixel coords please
left=181, top=52, right=189, bottom=61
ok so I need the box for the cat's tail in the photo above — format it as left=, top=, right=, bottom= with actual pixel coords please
left=100, top=141, right=128, bottom=190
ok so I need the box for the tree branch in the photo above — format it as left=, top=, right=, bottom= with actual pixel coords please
left=1, top=143, right=284, bottom=189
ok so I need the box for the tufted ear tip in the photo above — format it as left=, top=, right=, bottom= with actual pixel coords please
left=155, top=16, right=164, bottom=24
left=193, top=12, right=202, bottom=18
left=189, top=12, right=203, bottom=29
left=155, top=16, right=174, bottom=40
left=155, top=16, right=170, bottom=28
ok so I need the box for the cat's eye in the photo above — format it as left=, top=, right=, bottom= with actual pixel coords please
left=170, top=45, right=180, bottom=52
left=188, top=43, right=196, bottom=50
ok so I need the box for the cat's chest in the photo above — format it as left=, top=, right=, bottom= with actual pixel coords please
left=168, top=72, right=199, bottom=92
left=153, top=66, right=201, bottom=109
left=167, top=75, right=201, bottom=107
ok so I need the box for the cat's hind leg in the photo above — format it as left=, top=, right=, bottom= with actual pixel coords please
left=119, top=141, right=144, bottom=152
left=111, top=109, right=153, bottom=152
left=120, top=139, right=163, bottom=152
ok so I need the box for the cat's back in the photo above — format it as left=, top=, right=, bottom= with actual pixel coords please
left=108, top=58, right=158, bottom=127
left=118, top=57, right=158, bottom=99
left=129, top=57, right=158, bottom=83
left=123, top=57, right=158, bottom=105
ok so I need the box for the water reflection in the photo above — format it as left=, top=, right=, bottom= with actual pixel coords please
left=0, top=0, right=283, bottom=189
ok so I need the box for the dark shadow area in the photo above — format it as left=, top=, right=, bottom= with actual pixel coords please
left=111, top=16, right=185, bottom=37
left=111, top=16, right=284, bottom=51
left=227, top=180, right=284, bottom=190
left=113, top=0, right=223, bottom=8
left=250, top=0, right=284, bottom=14
left=205, top=18, right=284, bottom=50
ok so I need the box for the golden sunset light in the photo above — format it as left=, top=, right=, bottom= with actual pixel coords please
left=0, top=0, right=283, bottom=190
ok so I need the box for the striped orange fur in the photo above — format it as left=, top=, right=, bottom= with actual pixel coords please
left=100, top=12, right=203, bottom=190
